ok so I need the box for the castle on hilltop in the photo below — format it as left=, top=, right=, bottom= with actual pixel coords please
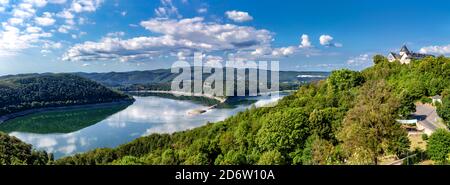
left=388, top=45, right=434, bottom=64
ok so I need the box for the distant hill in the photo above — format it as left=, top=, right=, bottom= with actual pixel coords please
left=0, top=74, right=133, bottom=117
left=76, top=68, right=330, bottom=90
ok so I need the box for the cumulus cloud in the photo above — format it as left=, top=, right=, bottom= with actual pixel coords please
left=0, top=0, right=6, bottom=12
left=419, top=45, right=450, bottom=55
left=319, top=34, right=342, bottom=47
left=12, top=3, right=36, bottom=18
left=154, top=0, right=181, bottom=18
left=26, top=26, right=42, bottom=33
left=35, top=12, right=55, bottom=26
left=271, top=46, right=296, bottom=57
left=48, top=0, right=66, bottom=4
left=347, top=53, right=373, bottom=70
left=63, top=17, right=275, bottom=62
left=24, top=0, right=47, bottom=7
left=225, top=10, right=253, bottom=22
left=106, top=31, right=125, bottom=37
left=0, top=23, right=52, bottom=56
left=70, top=0, right=103, bottom=13
left=0, top=0, right=105, bottom=56
left=197, top=8, right=207, bottom=14
left=57, top=10, right=75, bottom=19
left=299, top=34, right=312, bottom=48
left=8, top=17, right=24, bottom=25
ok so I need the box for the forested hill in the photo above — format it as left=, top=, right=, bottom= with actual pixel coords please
left=55, top=55, right=450, bottom=165
left=76, top=68, right=329, bottom=88
left=0, top=73, right=133, bottom=117
left=0, top=132, right=52, bottom=165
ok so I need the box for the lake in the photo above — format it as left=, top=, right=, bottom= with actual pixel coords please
left=0, top=95, right=284, bottom=159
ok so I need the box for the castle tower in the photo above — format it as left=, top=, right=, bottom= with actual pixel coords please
left=399, top=45, right=410, bottom=56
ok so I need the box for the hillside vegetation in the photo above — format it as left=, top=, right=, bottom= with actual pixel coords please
left=0, top=74, right=133, bottom=117
left=54, top=56, right=450, bottom=165
left=78, top=68, right=329, bottom=91
left=0, top=132, right=52, bottom=165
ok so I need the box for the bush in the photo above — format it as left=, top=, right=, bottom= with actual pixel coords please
left=420, top=97, right=432, bottom=104
left=426, top=129, right=450, bottom=164
left=422, top=134, right=429, bottom=141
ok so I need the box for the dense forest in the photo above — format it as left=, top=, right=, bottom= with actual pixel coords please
left=3, top=56, right=450, bottom=165
left=0, top=132, right=52, bottom=165
left=53, top=56, right=450, bottom=165
left=0, top=74, right=133, bottom=117
left=77, top=68, right=329, bottom=88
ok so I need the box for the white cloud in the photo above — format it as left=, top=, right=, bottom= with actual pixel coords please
left=197, top=8, right=207, bottom=14
left=272, top=46, right=296, bottom=57
left=57, top=10, right=75, bottom=19
left=35, top=12, right=55, bottom=26
left=70, top=0, right=103, bottom=13
left=58, top=24, right=73, bottom=33
left=251, top=47, right=272, bottom=56
left=121, top=11, right=127, bottom=16
left=347, top=53, right=373, bottom=70
left=43, top=41, right=62, bottom=49
left=63, top=17, right=276, bottom=62
left=225, top=10, right=253, bottom=22
left=319, top=35, right=332, bottom=46
left=0, top=0, right=7, bottom=12
left=419, top=44, right=450, bottom=55
left=106, top=31, right=125, bottom=37
left=319, top=34, right=342, bottom=47
left=24, top=0, right=47, bottom=7
left=26, top=26, right=42, bottom=33
left=154, top=0, right=181, bottom=18
left=48, top=0, right=66, bottom=4
left=12, top=3, right=36, bottom=18
left=299, top=34, right=312, bottom=48
left=0, top=0, right=104, bottom=56
left=0, top=23, right=52, bottom=56
left=8, top=17, right=24, bottom=25
left=41, top=49, right=51, bottom=54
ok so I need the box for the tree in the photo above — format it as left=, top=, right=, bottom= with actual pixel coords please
left=0, top=132, right=52, bottom=165
left=338, top=80, right=410, bottom=164
left=327, top=69, right=364, bottom=91
left=301, top=135, right=341, bottom=165
left=112, top=156, right=145, bottom=165
left=256, top=108, right=309, bottom=155
left=427, top=129, right=450, bottom=164
left=373, top=55, right=389, bottom=65
left=437, top=95, right=450, bottom=127
left=257, top=150, right=285, bottom=165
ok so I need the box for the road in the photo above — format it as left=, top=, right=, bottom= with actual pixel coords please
left=413, top=103, right=448, bottom=132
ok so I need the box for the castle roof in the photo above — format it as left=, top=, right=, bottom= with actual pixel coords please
left=400, top=45, right=410, bottom=53
left=389, top=52, right=401, bottom=59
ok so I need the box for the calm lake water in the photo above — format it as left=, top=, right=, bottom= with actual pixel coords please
left=1, top=95, right=284, bottom=159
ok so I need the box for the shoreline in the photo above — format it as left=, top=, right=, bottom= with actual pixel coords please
left=0, top=100, right=134, bottom=124
left=127, top=90, right=228, bottom=103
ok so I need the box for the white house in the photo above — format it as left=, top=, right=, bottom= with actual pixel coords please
left=432, top=95, right=442, bottom=105
left=388, top=45, right=434, bottom=64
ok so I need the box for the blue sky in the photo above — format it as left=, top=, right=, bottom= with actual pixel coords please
left=1, top=0, right=450, bottom=75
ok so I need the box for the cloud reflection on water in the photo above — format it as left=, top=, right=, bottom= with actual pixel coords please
left=10, top=95, right=283, bottom=158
